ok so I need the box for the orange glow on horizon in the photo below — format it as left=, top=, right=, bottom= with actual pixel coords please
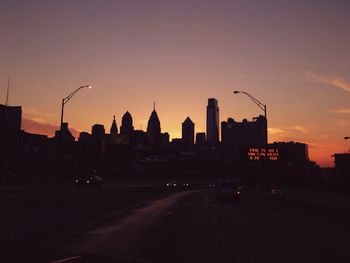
left=21, top=114, right=348, bottom=168
left=3, top=1, right=350, bottom=168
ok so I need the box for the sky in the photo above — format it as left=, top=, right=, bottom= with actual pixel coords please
left=1, top=0, right=350, bottom=167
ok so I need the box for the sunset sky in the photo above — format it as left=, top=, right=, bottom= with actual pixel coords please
left=1, top=0, right=350, bottom=167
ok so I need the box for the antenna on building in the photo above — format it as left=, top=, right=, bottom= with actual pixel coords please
left=153, top=101, right=155, bottom=111
left=5, top=76, right=10, bottom=106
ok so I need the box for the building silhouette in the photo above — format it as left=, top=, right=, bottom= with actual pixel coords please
left=335, top=153, right=350, bottom=171
left=0, top=104, right=22, bottom=136
left=269, top=141, right=308, bottom=164
left=92, top=124, right=105, bottom=138
left=334, top=153, right=350, bottom=192
left=147, top=104, right=161, bottom=145
left=206, top=98, right=219, bottom=145
left=120, top=111, right=134, bottom=136
left=196, top=132, right=206, bottom=145
left=110, top=115, right=118, bottom=135
left=131, top=130, right=148, bottom=150
left=221, top=116, right=267, bottom=163
left=78, top=131, right=90, bottom=143
left=182, top=117, right=195, bottom=148
left=222, top=116, right=267, bottom=148
left=55, top=122, right=75, bottom=142
left=161, top=132, right=170, bottom=145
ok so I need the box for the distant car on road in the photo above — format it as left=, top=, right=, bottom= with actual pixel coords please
left=165, top=181, right=191, bottom=189
left=181, top=182, right=191, bottom=188
left=209, top=182, right=217, bottom=188
left=74, top=175, right=104, bottom=187
left=216, top=181, right=241, bottom=202
left=166, top=181, right=178, bottom=188
left=256, top=184, right=282, bottom=195
left=271, top=188, right=282, bottom=195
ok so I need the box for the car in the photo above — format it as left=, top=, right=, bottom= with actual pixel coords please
left=166, top=181, right=178, bottom=188
left=74, top=175, right=103, bottom=187
left=216, top=181, right=241, bottom=202
left=165, top=181, right=191, bottom=189
left=181, top=182, right=191, bottom=188
left=271, top=188, right=282, bottom=195
left=209, top=182, right=217, bottom=188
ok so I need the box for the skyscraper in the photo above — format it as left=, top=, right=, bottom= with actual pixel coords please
left=120, top=111, right=134, bottom=135
left=147, top=103, right=161, bottom=145
left=206, top=98, right=219, bottom=145
left=182, top=117, right=195, bottom=148
left=110, top=115, right=118, bottom=135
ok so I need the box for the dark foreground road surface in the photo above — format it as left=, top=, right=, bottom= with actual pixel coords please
left=14, top=190, right=350, bottom=262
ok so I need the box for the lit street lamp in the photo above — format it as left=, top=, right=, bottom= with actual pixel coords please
left=233, top=90, right=267, bottom=145
left=60, top=85, right=92, bottom=132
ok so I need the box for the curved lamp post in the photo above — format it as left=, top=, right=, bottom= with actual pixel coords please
left=233, top=91, right=267, bottom=119
left=60, top=85, right=92, bottom=132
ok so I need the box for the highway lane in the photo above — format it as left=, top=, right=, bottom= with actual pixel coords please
left=0, top=183, right=168, bottom=263
left=46, top=189, right=350, bottom=263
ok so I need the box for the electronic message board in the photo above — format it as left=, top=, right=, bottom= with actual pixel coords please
left=244, top=147, right=280, bottom=161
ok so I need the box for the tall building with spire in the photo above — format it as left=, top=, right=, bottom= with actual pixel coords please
left=206, top=98, right=219, bottom=145
left=110, top=115, right=118, bottom=135
left=120, top=111, right=134, bottom=135
left=182, top=117, right=195, bottom=148
left=147, top=102, right=161, bottom=145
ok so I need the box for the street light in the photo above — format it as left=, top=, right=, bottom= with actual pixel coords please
left=60, top=85, right=92, bottom=132
left=233, top=90, right=268, bottom=158
left=233, top=91, right=267, bottom=119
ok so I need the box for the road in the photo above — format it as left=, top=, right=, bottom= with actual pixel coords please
left=31, top=189, right=350, bottom=262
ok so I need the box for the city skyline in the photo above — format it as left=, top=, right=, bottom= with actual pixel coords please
left=2, top=2, right=350, bottom=261
left=1, top=1, right=350, bottom=167
left=7, top=94, right=349, bottom=167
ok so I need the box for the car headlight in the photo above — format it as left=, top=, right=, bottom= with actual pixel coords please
left=87, top=181, right=90, bottom=183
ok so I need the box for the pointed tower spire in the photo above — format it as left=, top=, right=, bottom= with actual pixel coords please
left=110, top=115, right=118, bottom=135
